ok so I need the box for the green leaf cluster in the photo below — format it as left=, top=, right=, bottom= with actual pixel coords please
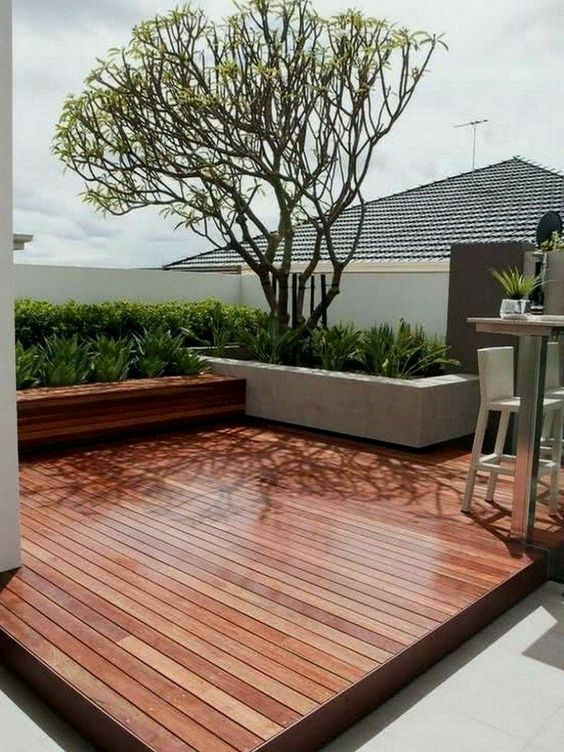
left=244, top=318, right=458, bottom=378
left=15, top=329, right=210, bottom=390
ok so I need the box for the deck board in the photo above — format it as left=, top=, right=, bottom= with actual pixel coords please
left=1, top=421, right=563, bottom=752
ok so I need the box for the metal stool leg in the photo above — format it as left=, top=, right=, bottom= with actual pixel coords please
left=549, top=409, right=563, bottom=514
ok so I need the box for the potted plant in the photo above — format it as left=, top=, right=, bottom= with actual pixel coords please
left=490, top=266, right=543, bottom=319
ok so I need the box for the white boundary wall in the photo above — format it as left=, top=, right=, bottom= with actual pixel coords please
left=15, top=265, right=241, bottom=305
left=241, top=267, right=450, bottom=337
left=15, top=264, right=450, bottom=338
left=0, top=1, right=21, bottom=572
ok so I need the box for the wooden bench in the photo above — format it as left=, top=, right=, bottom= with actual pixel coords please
left=17, top=374, right=246, bottom=451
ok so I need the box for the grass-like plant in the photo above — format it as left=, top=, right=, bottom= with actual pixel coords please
left=311, top=323, right=362, bottom=371
left=40, top=335, right=92, bottom=386
left=239, top=317, right=300, bottom=364
left=91, top=335, right=132, bottom=382
left=490, top=267, right=543, bottom=300
left=15, top=342, right=42, bottom=389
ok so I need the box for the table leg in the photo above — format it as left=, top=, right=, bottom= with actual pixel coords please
left=511, top=335, right=548, bottom=541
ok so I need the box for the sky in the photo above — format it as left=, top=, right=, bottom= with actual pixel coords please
left=12, top=0, right=564, bottom=269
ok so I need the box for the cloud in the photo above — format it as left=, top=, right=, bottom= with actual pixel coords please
left=13, top=0, right=564, bottom=269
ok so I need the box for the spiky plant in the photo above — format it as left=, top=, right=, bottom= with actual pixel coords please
left=40, top=336, right=92, bottom=386
left=311, top=323, right=362, bottom=371
left=490, top=267, right=543, bottom=300
left=15, top=342, right=42, bottom=389
left=173, top=348, right=210, bottom=375
left=91, top=335, right=132, bottom=382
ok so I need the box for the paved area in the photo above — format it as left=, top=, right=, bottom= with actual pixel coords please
left=0, top=581, right=563, bottom=752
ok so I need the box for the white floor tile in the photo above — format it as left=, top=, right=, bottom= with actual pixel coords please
left=0, top=702, right=47, bottom=752
left=381, top=703, right=523, bottom=752
left=528, top=706, right=564, bottom=751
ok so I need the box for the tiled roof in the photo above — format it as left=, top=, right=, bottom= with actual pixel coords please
left=163, top=157, right=564, bottom=270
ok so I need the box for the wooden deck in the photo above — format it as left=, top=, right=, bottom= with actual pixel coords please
left=1, top=421, right=563, bottom=752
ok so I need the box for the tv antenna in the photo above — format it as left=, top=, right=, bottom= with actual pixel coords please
left=454, top=119, right=488, bottom=170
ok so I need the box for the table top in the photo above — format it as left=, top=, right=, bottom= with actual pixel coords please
left=468, top=316, right=564, bottom=336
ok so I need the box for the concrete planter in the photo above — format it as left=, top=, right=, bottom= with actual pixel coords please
left=208, top=358, right=479, bottom=448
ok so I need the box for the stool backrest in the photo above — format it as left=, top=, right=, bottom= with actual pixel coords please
left=477, top=346, right=514, bottom=404
left=546, top=342, right=561, bottom=390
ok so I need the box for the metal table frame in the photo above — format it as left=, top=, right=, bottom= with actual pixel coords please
left=469, top=318, right=564, bottom=542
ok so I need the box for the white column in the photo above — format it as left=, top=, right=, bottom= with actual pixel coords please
left=0, top=0, right=21, bottom=572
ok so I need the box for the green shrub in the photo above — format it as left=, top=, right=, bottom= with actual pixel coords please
left=311, top=323, right=362, bottom=371
left=40, top=335, right=92, bottom=386
left=182, top=300, right=240, bottom=356
left=173, top=348, right=210, bottom=375
left=239, top=317, right=300, bottom=364
left=15, top=298, right=266, bottom=347
left=360, top=321, right=458, bottom=379
left=91, top=335, right=132, bottom=382
left=15, top=342, right=42, bottom=389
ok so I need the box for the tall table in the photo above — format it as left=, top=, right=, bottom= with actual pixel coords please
left=468, top=317, right=564, bottom=542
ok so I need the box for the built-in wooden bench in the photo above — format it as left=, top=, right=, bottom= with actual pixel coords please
left=17, top=374, right=246, bottom=451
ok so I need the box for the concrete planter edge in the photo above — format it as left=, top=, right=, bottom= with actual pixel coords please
left=208, top=358, right=479, bottom=448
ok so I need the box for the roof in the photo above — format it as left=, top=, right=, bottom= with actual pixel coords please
left=163, top=157, right=564, bottom=270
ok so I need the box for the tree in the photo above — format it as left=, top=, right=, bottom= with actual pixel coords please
left=54, top=0, right=444, bottom=329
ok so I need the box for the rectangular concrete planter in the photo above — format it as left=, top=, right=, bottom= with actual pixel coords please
left=208, top=358, right=479, bottom=448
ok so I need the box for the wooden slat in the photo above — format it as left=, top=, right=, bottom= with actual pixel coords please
left=1, top=420, right=561, bottom=752
left=17, top=375, right=245, bottom=450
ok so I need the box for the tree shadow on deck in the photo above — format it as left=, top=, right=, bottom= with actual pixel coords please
left=17, top=421, right=541, bottom=565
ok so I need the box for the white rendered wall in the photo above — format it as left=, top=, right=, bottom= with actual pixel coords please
left=15, top=265, right=241, bottom=305
left=15, top=264, right=449, bottom=337
left=0, top=1, right=21, bottom=572
left=241, top=268, right=450, bottom=338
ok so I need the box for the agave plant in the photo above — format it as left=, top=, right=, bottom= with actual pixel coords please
left=15, top=342, right=42, bottom=389
left=173, top=348, right=210, bottom=375
left=134, top=326, right=184, bottom=377
left=91, top=335, right=132, bottom=382
left=490, top=267, right=543, bottom=300
left=239, top=317, right=300, bottom=364
left=311, top=323, right=362, bottom=371
left=40, top=335, right=92, bottom=386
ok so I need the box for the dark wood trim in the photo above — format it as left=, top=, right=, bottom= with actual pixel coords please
left=0, top=614, right=152, bottom=752
left=257, top=555, right=548, bottom=751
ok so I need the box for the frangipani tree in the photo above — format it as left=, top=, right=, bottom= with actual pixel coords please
left=55, top=0, right=444, bottom=329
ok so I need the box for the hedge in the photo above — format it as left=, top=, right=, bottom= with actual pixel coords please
left=15, top=298, right=266, bottom=347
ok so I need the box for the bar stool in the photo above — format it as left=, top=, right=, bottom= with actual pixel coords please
left=462, top=346, right=563, bottom=514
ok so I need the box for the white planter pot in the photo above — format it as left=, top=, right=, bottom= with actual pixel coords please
left=208, top=358, right=480, bottom=448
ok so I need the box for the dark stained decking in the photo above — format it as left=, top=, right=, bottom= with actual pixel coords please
left=1, top=421, right=563, bottom=752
